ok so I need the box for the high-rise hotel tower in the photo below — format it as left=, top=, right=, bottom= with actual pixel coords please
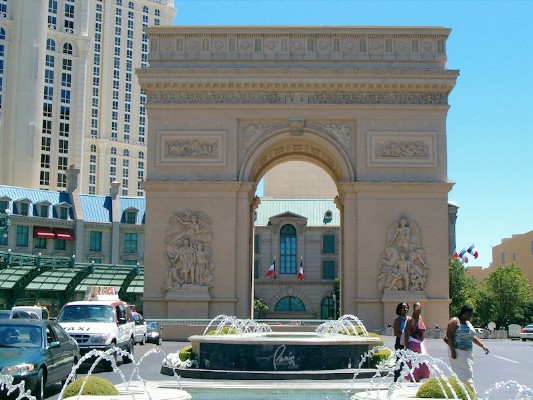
left=0, top=0, right=175, bottom=195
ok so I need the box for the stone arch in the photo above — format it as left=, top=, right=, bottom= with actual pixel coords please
left=268, top=286, right=313, bottom=312
left=239, top=127, right=354, bottom=186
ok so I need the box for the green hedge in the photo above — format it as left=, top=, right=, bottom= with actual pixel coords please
left=416, top=377, right=475, bottom=400
left=178, top=344, right=196, bottom=361
left=63, top=376, right=119, bottom=398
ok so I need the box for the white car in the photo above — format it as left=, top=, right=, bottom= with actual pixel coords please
left=520, top=324, right=533, bottom=341
left=132, top=312, right=147, bottom=345
left=56, top=293, right=135, bottom=370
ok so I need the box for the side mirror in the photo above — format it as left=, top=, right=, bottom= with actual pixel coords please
left=48, top=341, right=60, bottom=349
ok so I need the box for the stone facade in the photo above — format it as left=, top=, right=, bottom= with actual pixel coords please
left=137, top=26, right=459, bottom=330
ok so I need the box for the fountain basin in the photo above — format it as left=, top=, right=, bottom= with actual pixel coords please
left=180, top=331, right=381, bottom=378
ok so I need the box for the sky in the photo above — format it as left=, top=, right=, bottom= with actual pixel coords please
left=171, top=1, right=533, bottom=269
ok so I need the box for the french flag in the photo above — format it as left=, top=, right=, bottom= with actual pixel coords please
left=458, top=248, right=469, bottom=263
left=467, top=244, right=479, bottom=259
left=297, top=258, right=304, bottom=281
left=452, top=250, right=460, bottom=259
left=266, top=259, right=276, bottom=277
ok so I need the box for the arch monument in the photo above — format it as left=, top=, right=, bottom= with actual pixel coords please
left=136, top=26, right=458, bottom=330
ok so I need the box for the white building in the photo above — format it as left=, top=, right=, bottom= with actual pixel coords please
left=0, top=0, right=175, bottom=195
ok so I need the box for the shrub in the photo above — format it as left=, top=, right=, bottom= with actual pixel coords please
left=416, top=377, right=475, bottom=400
left=178, top=345, right=196, bottom=361
left=206, top=326, right=235, bottom=335
left=63, top=376, right=119, bottom=398
left=369, top=348, right=391, bottom=368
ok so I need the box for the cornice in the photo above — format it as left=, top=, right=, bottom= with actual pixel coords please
left=146, top=26, right=452, bottom=38
left=142, top=180, right=248, bottom=192
left=341, top=181, right=454, bottom=194
left=137, top=68, right=459, bottom=80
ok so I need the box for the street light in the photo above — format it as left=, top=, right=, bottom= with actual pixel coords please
left=1, top=208, right=11, bottom=239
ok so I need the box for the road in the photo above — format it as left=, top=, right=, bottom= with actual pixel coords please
left=45, top=338, right=533, bottom=399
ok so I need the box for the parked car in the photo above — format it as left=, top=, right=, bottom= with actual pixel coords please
left=0, top=309, right=39, bottom=319
left=132, top=312, right=147, bottom=345
left=146, top=321, right=163, bottom=345
left=520, top=324, right=533, bottom=341
left=56, top=289, right=135, bottom=371
left=0, top=319, right=80, bottom=400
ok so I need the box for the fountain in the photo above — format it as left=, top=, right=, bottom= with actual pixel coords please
left=161, top=315, right=382, bottom=380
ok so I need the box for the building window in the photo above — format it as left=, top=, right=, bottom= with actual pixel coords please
left=280, top=224, right=296, bottom=274
left=254, top=234, right=260, bottom=253
left=16, top=226, right=29, bottom=247
left=17, top=202, right=29, bottom=216
left=321, top=297, right=335, bottom=319
left=322, top=234, right=335, bottom=254
left=322, top=260, right=336, bottom=279
left=500, top=251, right=505, bottom=266
left=34, top=238, right=47, bottom=249
left=89, top=231, right=102, bottom=252
left=125, top=211, right=136, bottom=224
left=254, top=259, right=259, bottom=279
left=124, top=259, right=137, bottom=266
left=40, top=205, right=49, bottom=217
left=0, top=232, right=8, bottom=245
left=274, top=296, right=305, bottom=312
left=55, top=239, right=66, bottom=250
left=530, top=240, right=533, bottom=256
left=0, top=200, right=8, bottom=212
left=59, top=207, right=68, bottom=220
left=124, top=233, right=137, bottom=254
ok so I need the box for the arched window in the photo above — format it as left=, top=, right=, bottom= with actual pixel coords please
left=116, top=0, right=122, bottom=5
left=280, top=224, right=296, bottom=274
left=123, top=149, right=129, bottom=157
left=90, top=144, right=97, bottom=153
left=321, top=297, right=335, bottom=319
left=128, top=1, right=134, bottom=9
left=155, top=9, right=160, bottom=16
left=111, top=147, right=117, bottom=155
left=138, top=151, right=144, bottom=159
left=63, top=43, right=73, bottom=55
left=275, top=296, right=305, bottom=312
left=143, top=6, right=148, bottom=13
left=46, top=38, right=55, bottom=51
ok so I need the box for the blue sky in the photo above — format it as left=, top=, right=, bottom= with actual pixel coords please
left=172, top=1, right=533, bottom=268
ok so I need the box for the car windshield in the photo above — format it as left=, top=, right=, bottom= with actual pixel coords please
left=0, top=324, right=42, bottom=348
left=147, top=322, right=159, bottom=329
left=57, top=305, right=114, bottom=323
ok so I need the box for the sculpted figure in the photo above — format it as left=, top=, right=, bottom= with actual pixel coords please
left=174, top=238, right=196, bottom=284
left=379, top=215, right=428, bottom=292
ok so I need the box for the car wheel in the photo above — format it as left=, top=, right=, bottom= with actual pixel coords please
left=157, top=337, right=163, bottom=346
left=523, top=338, right=526, bottom=342
left=140, top=334, right=146, bottom=346
left=123, top=337, right=134, bottom=364
left=33, top=368, right=45, bottom=400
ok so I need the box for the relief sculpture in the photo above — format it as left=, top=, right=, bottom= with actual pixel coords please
left=241, top=123, right=285, bottom=152
left=162, top=210, right=215, bottom=291
left=377, top=215, right=429, bottom=292
left=307, top=122, right=352, bottom=148
left=375, top=140, right=429, bottom=159
left=164, top=139, right=218, bottom=158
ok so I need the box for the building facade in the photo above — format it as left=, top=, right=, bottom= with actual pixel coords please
left=138, top=26, right=459, bottom=330
left=0, top=0, right=175, bottom=195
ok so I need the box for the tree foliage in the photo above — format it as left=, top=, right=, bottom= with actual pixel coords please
left=473, top=263, right=531, bottom=328
left=448, top=257, right=477, bottom=318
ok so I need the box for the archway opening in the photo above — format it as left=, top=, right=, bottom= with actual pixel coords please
left=252, top=157, right=341, bottom=321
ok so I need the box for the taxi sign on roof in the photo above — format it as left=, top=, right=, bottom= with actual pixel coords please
left=84, top=286, right=119, bottom=301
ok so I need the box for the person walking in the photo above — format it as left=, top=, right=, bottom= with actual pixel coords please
left=446, top=304, right=489, bottom=395
left=393, top=302, right=409, bottom=382
left=403, top=302, right=430, bottom=381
